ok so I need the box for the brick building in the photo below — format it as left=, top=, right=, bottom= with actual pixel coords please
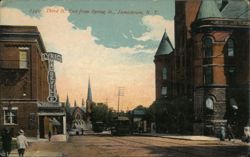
left=0, top=25, right=65, bottom=138
left=154, top=0, right=250, bottom=136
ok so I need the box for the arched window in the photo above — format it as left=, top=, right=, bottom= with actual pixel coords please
left=227, top=39, right=234, bottom=57
left=203, top=37, right=213, bottom=57
left=205, top=97, right=214, bottom=110
left=162, top=67, right=167, bottom=80
left=229, top=98, right=238, bottom=110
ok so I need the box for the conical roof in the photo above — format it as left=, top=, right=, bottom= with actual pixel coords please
left=87, top=77, right=92, bottom=102
left=197, top=0, right=222, bottom=20
left=155, top=31, right=174, bottom=56
left=221, top=0, right=248, bottom=19
left=65, top=94, right=71, bottom=113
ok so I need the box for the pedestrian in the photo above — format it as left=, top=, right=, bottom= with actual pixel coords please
left=220, top=126, right=226, bottom=141
left=81, top=128, right=84, bottom=135
left=227, top=124, right=234, bottom=141
left=16, top=130, right=28, bottom=157
left=1, top=128, right=12, bottom=157
left=48, top=131, right=52, bottom=142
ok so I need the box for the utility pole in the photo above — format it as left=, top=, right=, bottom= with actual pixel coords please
left=117, top=87, right=125, bottom=114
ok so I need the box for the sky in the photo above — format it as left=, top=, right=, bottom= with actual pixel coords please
left=0, top=0, right=175, bottom=110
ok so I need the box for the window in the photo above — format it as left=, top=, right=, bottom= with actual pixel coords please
left=203, top=37, right=213, bottom=57
left=228, top=67, right=236, bottom=85
left=204, top=66, right=212, bottom=84
left=205, top=97, right=214, bottom=110
left=162, top=67, right=167, bottom=80
left=3, top=108, right=17, bottom=125
left=229, top=98, right=238, bottom=110
left=227, top=39, right=234, bottom=57
left=19, top=49, right=28, bottom=69
left=161, top=86, right=167, bottom=96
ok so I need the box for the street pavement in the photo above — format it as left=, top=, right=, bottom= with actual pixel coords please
left=9, top=134, right=250, bottom=157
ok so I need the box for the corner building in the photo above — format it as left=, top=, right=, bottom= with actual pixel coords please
left=154, top=0, right=250, bottom=136
left=0, top=25, right=65, bottom=137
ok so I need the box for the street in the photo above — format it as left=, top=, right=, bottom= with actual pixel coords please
left=10, top=135, right=250, bottom=157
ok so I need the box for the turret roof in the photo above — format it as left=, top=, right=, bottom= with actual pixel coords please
left=221, top=0, right=248, bottom=19
left=197, top=0, right=222, bottom=20
left=155, top=31, right=174, bottom=56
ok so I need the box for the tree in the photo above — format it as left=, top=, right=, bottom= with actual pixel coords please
left=91, top=103, right=109, bottom=123
left=91, top=103, right=117, bottom=126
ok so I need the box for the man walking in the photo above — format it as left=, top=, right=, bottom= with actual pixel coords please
left=16, top=130, right=28, bottom=157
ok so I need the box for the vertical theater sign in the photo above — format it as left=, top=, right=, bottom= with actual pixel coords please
left=42, top=52, right=62, bottom=102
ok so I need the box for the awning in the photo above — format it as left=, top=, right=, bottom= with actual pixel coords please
left=38, top=112, right=65, bottom=116
left=51, top=118, right=61, bottom=126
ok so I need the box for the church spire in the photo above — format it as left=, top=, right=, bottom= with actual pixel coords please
left=65, top=94, right=71, bottom=113
left=86, top=77, right=93, bottom=114
left=87, top=77, right=92, bottom=102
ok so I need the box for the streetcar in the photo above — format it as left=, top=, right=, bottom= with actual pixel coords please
left=111, top=116, right=130, bottom=135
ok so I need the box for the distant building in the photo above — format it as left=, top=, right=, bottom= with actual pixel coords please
left=0, top=25, right=65, bottom=138
left=65, top=78, right=94, bottom=131
left=86, top=78, right=94, bottom=114
left=154, top=0, right=250, bottom=136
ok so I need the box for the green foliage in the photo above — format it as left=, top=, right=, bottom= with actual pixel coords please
left=145, top=103, right=156, bottom=122
left=91, top=103, right=116, bottom=126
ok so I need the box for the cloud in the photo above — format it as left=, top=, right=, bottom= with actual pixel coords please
left=134, top=15, right=175, bottom=46
left=1, top=6, right=155, bottom=109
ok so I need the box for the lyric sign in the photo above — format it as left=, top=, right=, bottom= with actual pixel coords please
left=42, top=52, right=62, bottom=102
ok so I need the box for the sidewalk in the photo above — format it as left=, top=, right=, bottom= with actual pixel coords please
left=9, top=135, right=67, bottom=157
left=10, top=150, right=63, bottom=157
left=137, top=133, right=247, bottom=145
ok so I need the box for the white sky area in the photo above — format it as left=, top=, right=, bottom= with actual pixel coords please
left=1, top=6, right=174, bottom=110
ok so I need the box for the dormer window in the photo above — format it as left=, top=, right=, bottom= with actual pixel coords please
left=227, top=39, right=234, bottom=57
left=163, top=67, right=167, bottom=80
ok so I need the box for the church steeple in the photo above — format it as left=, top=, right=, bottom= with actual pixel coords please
left=87, top=77, right=92, bottom=102
left=86, top=77, right=93, bottom=113
left=65, top=94, right=71, bottom=113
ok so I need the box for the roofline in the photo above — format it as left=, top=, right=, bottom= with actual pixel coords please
left=0, top=25, right=47, bottom=54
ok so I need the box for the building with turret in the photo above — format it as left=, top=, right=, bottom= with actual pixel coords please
left=154, top=0, right=250, bottom=136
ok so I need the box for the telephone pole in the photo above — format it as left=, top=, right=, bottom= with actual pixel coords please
left=117, top=87, right=125, bottom=113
